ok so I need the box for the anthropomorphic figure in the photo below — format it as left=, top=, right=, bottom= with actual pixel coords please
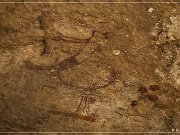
left=25, top=10, right=117, bottom=118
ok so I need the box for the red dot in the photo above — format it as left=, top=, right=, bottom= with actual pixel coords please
left=149, top=85, right=160, bottom=91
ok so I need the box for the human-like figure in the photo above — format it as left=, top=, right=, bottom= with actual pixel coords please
left=25, top=10, right=117, bottom=118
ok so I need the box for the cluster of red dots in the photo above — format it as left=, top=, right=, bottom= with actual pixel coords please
left=131, top=85, right=160, bottom=106
left=138, top=84, right=160, bottom=102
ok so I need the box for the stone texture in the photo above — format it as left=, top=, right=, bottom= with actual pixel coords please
left=0, top=1, right=179, bottom=133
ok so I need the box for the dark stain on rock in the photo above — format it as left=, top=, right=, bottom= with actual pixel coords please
left=131, top=100, right=138, bottom=106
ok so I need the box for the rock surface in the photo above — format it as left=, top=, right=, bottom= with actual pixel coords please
left=0, top=0, right=180, bottom=133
